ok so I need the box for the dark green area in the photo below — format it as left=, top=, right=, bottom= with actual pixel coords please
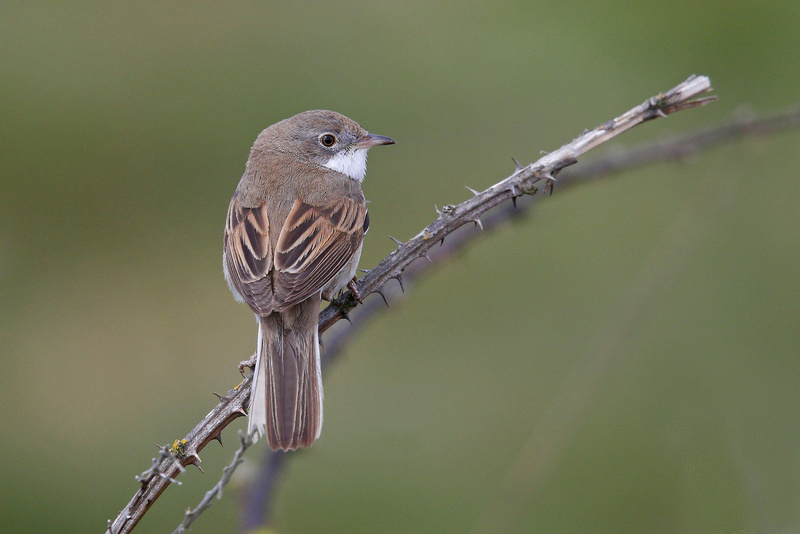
left=2, top=2, right=799, bottom=533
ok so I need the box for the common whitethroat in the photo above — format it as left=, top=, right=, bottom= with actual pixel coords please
left=223, top=110, right=394, bottom=451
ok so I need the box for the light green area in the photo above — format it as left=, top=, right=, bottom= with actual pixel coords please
left=2, top=2, right=799, bottom=533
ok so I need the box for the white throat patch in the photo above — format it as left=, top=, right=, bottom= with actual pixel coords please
left=323, top=148, right=369, bottom=182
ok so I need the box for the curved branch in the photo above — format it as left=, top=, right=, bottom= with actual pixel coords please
left=245, top=104, right=800, bottom=531
left=318, top=75, right=718, bottom=333
left=106, top=75, right=722, bottom=534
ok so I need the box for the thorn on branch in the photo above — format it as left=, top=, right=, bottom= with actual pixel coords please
left=511, top=156, right=524, bottom=171
left=539, top=172, right=557, bottom=196
left=473, top=217, right=484, bottom=231
left=392, top=273, right=405, bottom=293
left=465, top=186, right=480, bottom=196
left=389, top=235, right=404, bottom=247
left=376, top=288, right=390, bottom=307
left=188, top=453, right=204, bottom=473
left=505, top=183, right=521, bottom=208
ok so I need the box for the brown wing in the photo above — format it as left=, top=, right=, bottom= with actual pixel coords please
left=273, top=198, right=367, bottom=310
left=223, top=200, right=275, bottom=316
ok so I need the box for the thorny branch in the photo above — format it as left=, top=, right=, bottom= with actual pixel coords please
left=103, top=76, right=800, bottom=534
left=107, top=74, right=715, bottom=534
left=317, top=74, right=717, bottom=331
left=241, top=104, right=799, bottom=532
left=171, top=431, right=255, bottom=534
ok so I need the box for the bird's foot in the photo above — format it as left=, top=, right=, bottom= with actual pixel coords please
left=347, top=278, right=363, bottom=304
left=238, top=353, right=257, bottom=377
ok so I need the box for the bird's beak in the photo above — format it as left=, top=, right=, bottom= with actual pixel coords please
left=354, top=133, right=396, bottom=149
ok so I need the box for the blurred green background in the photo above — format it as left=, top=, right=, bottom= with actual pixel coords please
left=2, top=2, right=799, bottom=533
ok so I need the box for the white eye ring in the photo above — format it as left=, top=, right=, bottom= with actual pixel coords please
left=319, top=133, right=337, bottom=147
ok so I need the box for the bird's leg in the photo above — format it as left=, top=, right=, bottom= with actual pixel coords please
left=238, top=352, right=257, bottom=377
left=330, top=277, right=361, bottom=317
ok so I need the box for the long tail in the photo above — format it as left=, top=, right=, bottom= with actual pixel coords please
left=248, top=297, right=323, bottom=451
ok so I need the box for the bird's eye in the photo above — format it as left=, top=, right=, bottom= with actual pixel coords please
left=319, top=133, right=337, bottom=147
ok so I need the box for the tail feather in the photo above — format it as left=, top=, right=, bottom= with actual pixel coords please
left=248, top=297, right=323, bottom=451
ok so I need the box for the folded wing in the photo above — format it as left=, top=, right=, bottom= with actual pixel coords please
left=273, top=198, right=367, bottom=309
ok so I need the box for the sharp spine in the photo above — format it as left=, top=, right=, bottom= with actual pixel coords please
left=393, top=273, right=405, bottom=293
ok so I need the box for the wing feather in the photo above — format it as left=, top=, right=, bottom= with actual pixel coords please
left=224, top=201, right=274, bottom=315
left=273, top=198, right=366, bottom=309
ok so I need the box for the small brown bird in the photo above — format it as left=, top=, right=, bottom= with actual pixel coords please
left=223, top=110, right=394, bottom=451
